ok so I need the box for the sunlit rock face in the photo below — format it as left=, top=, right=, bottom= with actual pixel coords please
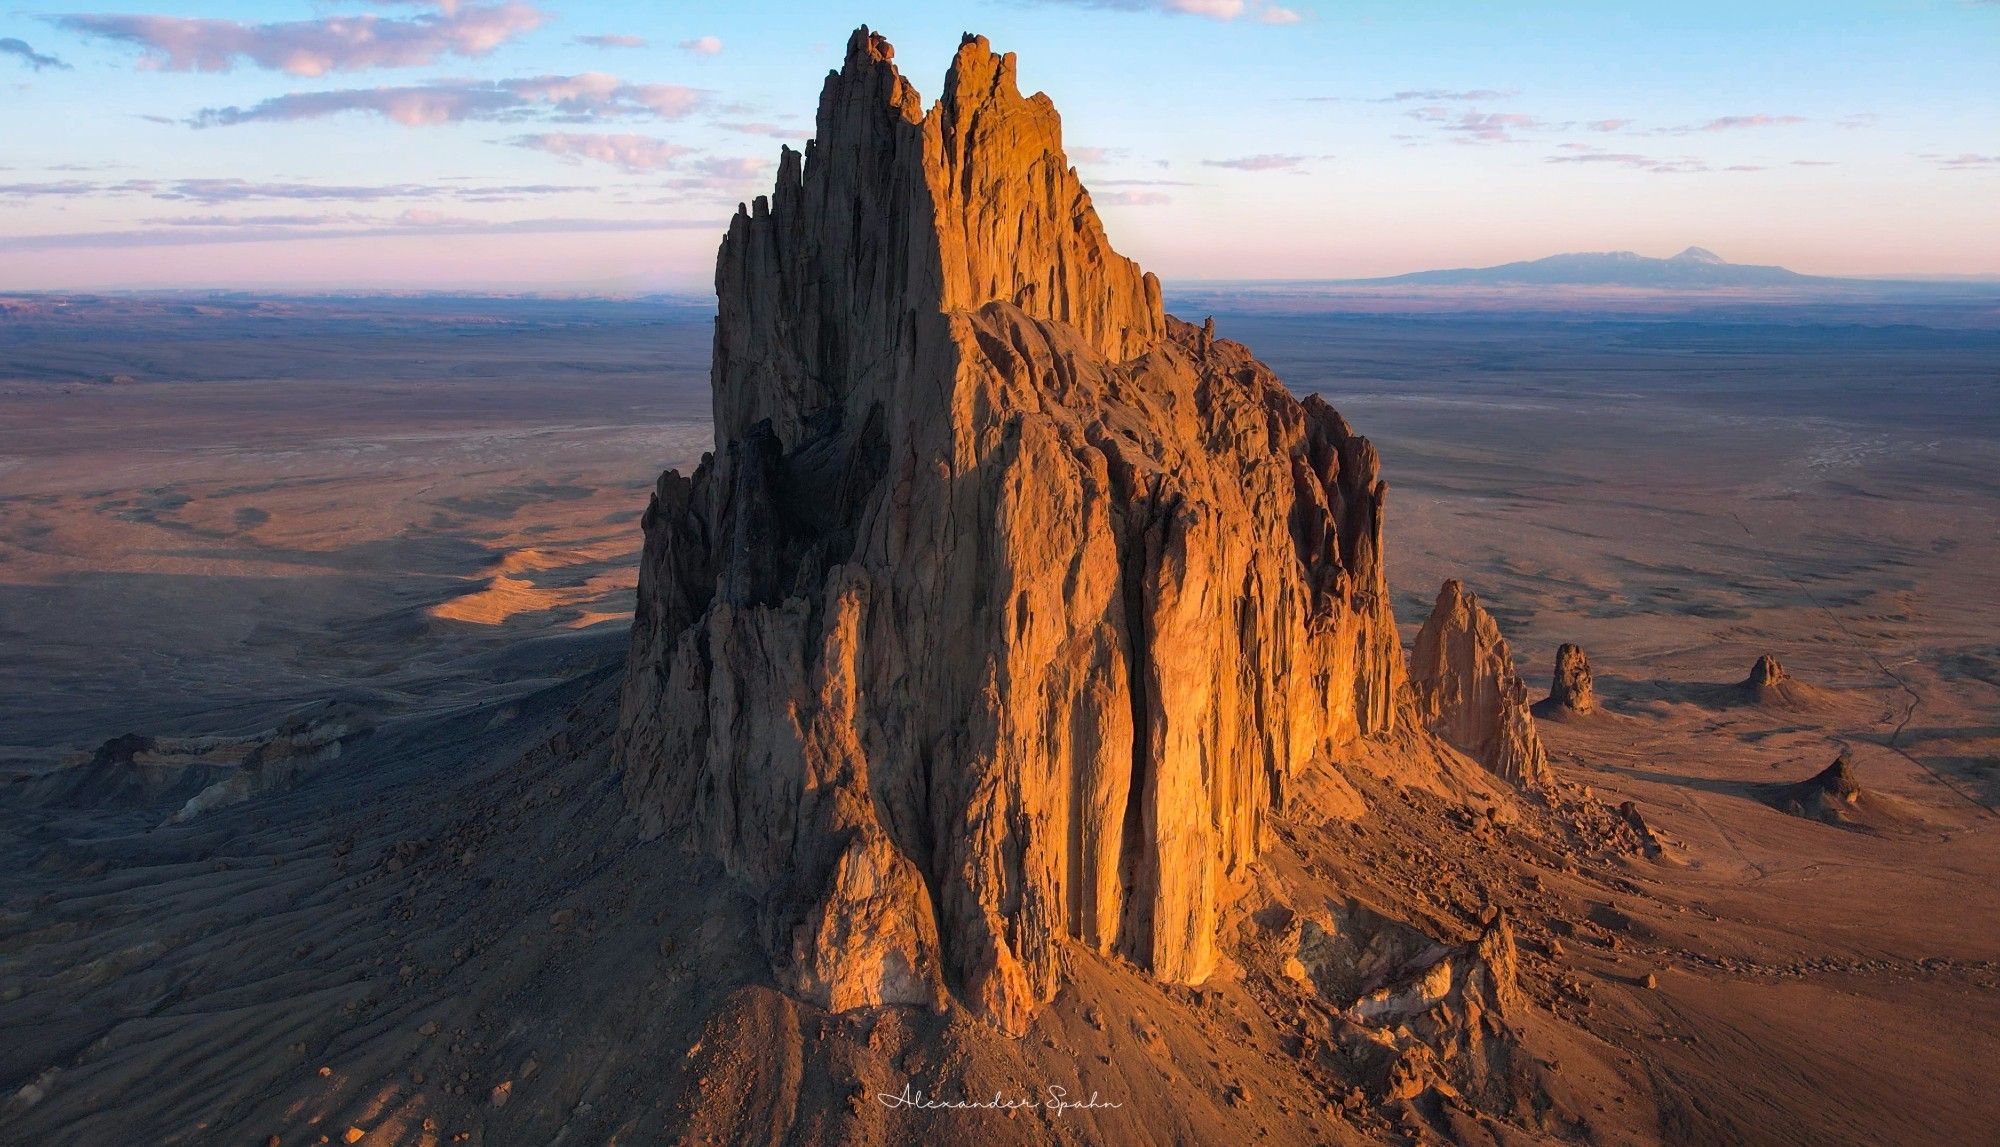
left=615, top=27, right=1401, bottom=1034
left=1408, top=580, right=1548, bottom=790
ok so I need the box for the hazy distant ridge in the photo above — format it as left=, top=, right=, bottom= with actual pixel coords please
left=1355, top=246, right=1814, bottom=287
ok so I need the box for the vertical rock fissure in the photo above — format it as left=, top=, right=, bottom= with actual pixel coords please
left=1097, top=436, right=1157, bottom=966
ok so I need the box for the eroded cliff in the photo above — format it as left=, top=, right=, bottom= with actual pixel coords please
left=615, top=28, right=1402, bottom=1033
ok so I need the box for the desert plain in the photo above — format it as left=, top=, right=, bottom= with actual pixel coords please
left=1, top=287, right=1996, bottom=1144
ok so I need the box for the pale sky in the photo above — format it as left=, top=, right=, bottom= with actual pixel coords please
left=2, top=0, right=1996, bottom=290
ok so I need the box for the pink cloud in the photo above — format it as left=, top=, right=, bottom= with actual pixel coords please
left=1406, top=105, right=1541, bottom=141
left=1694, top=114, right=1807, bottom=132
left=191, top=74, right=704, bottom=127
left=1036, top=0, right=1306, bottom=22
left=717, top=122, right=806, bottom=139
left=1544, top=146, right=1711, bottom=174
left=677, top=36, right=723, bottom=56
left=510, top=132, right=690, bottom=172
left=55, top=2, right=544, bottom=76
left=1373, top=88, right=1510, bottom=103
left=0, top=176, right=582, bottom=204
left=692, top=156, right=767, bottom=180
left=1409, top=107, right=1546, bottom=143
left=576, top=34, right=645, bottom=49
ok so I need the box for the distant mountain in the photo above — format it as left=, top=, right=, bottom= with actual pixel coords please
left=1359, top=246, right=1815, bottom=287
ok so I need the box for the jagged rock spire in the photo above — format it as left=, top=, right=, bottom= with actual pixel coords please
left=617, top=28, right=1399, bottom=1034
left=711, top=28, right=1163, bottom=459
left=1409, top=580, right=1548, bottom=788
left=1543, top=642, right=1597, bottom=714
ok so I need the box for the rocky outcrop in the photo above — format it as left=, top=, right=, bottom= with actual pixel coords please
left=1746, top=654, right=1786, bottom=692
left=1762, top=753, right=1912, bottom=831
left=1535, top=642, right=1597, bottom=717
left=1728, top=655, right=1832, bottom=711
left=1737, top=653, right=1823, bottom=709
left=615, top=28, right=1402, bottom=1033
left=25, top=703, right=368, bottom=822
left=1408, top=581, right=1547, bottom=788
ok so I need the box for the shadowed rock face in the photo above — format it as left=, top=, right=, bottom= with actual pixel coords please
left=1807, top=755, right=1861, bottom=800
left=1747, top=655, right=1786, bottom=689
left=1408, top=580, right=1548, bottom=788
left=614, top=27, right=1402, bottom=1033
left=1545, top=643, right=1596, bottom=714
left=1761, top=752, right=1913, bottom=831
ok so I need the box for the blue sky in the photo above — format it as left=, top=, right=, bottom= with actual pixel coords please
left=1, top=0, right=1995, bottom=289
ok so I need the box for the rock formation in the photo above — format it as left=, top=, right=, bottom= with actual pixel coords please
left=1763, top=752, right=1910, bottom=830
left=1737, top=653, right=1823, bottom=709
left=1535, top=642, right=1597, bottom=718
left=1408, top=580, right=1548, bottom=788
left=1746, top=654, right=1786, bottom=692
left=614, top=28, right=1403, bottom=1034
left=26, top=703, right=368, bottom=823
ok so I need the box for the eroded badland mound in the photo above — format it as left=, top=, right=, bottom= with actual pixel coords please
left=6, top=27, right=1998, bottom=1147
left=1761, top=753, right=1924, bottom=833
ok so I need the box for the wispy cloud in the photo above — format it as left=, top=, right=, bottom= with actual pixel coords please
left=1028, top=0, right=1307, bottom=23
left=510, top=132, right=688, bottom=172
left=1202, top=153, right=1317, bottom=171
left=0, top=215, right=721, bottom=253
left=1586, top=118, right=1630, bottom=132
left=632, top=155, right=771, bottom=198
left=0, top=180, right=105, bottom=197
left=689, top=156, right=766, bottom=181
left=143, top=211, right=364, bottom=227
left=1067, top=146, right=1128, bottom=164
left=575, top=34, right=645, bottom=49
left=1622, top=113, right=1811, bottom=139
left=1299, top=88, right=1513, bottom=105
left=52, top=2, right=544, bottom=76
left=1688, top=114, right=1807, bottom=133
left=1379, top=88, right=1510, bottom=103
left=677, top=36, right=723, bottom=56
left=0, top=177, right=584, bottom=204
left=1096, top=190, right=1173, bottom=205
left=1923, top=152, right=2000, bottom=169
left=716, top=121, right=804, bottom=139
left=1409, top=106, right=1546, bottom=143
left=1, top=37, right=71, bottom=71
left=1545, top=145, right=1713, bottom=174
left=1094, top=177, right=1197, bottom=187
left=190, top=74, right=704, bottom=128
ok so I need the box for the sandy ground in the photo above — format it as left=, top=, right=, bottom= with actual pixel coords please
left=0, top=296, right=714, bottom=753
left=0, top=294, right=1995, bottom=1144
